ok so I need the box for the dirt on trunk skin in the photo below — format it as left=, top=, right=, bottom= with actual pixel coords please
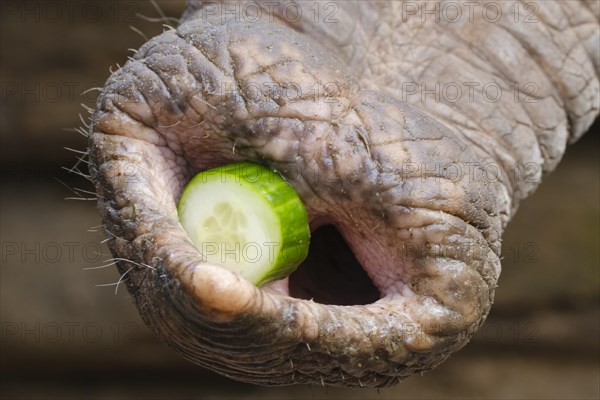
left=87, top=0, right=599, bottom=387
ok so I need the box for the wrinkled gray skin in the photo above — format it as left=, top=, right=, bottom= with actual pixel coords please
left=88, top=0, right=599, bottom=387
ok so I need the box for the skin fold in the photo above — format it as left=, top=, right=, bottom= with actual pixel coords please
left=88, top=0, right=599, bottom=387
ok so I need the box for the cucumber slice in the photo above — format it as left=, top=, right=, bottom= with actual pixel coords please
left=178, top=162, right=310, bottom=286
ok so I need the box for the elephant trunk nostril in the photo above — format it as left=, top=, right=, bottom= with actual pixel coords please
left=288, top=224, right=381, bottom=305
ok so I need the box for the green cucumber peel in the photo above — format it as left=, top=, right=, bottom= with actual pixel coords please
left=178, top=162, right=310, bottom=286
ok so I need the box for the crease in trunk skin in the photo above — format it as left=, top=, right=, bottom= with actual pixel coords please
left=88, top=0, right=599, bottom=387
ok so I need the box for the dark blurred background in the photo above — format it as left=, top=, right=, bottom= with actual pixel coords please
left=1, top=1, right=598, bottom=399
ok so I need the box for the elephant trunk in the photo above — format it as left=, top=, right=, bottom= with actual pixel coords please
left=88, top=0, right=599, bottom=387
